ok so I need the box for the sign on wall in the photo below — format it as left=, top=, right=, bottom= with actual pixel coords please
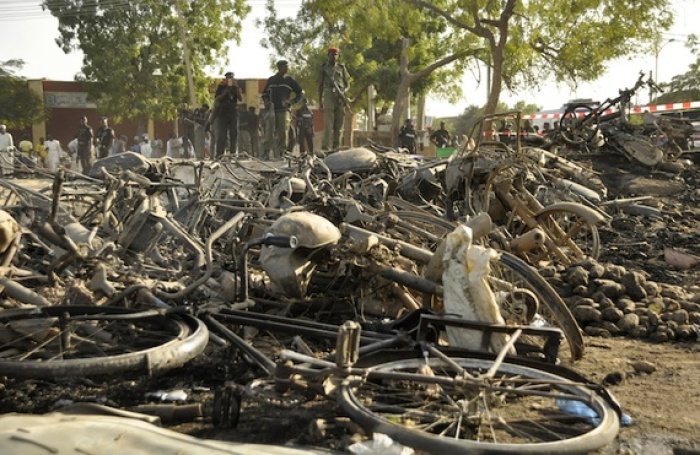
left=44, top=92, right=97, bottom=108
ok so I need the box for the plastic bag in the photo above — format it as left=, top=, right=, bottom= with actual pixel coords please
left=348, top=433, right=414, bottom=455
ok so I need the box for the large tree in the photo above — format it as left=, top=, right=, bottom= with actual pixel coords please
left=0, top=60, right=49, bottom=129
left=408, top=0, right=674, bottom=115
left=43, top=0, right=250, bottom=126
left=263, top=0, right=674, bottom=145
left=261, top=0, right=473, bottom=145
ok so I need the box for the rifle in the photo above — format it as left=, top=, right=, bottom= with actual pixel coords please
left=324, top=65, right=353, bottom=113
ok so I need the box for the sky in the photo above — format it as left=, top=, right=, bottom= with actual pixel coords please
left=1, top=0, right=698, bottom=117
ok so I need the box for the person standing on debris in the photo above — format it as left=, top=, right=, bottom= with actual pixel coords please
left=318, top=47, right=349, bottom=152
left=262, top=60, right=304, bottom=159
left=296, top=98, right=315, bottom=156
left=214, top=71, right=243, bottom=157
left=76, top=116, right=94, bottom=174
left=430, top=122, right=451, bottom=148
left=95, top=117, right=115, bottom=159
left=398, top=119, right=417, bottom=153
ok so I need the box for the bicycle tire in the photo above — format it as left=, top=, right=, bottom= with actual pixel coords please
left=398, top=213, right=585, bottom=361
left=493, top=252, right=584, bottom=361
left=338, top=356, right=619, bottom=455
left=535, top=207, right=601, bottom=262
left=0, top=306, right=208, bottom=379
left=560, top=104, right=598, bottom=145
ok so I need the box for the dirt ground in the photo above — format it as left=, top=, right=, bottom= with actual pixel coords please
left=561, top=151, right=700, bottom=454
left=0, top=151, right=698, bottom=454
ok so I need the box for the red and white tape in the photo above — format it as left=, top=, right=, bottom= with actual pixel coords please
left=520, top=100, right=700, bottom=120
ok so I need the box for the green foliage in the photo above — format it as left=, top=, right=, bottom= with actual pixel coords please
left=516, top=0, right=674, bottom=90
left=43, top=0, right=250, bottom=123
left=260, top=0, right=468, bottom=111
left=0, top=60, right=49, bottom=128
left=406, top=0, right=674, bottom=115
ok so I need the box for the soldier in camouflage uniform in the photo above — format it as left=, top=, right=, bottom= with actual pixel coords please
left=317, top=47, right=349, bottom=152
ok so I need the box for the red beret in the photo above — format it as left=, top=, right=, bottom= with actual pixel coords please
left=327, top=47, right=339, bottom=54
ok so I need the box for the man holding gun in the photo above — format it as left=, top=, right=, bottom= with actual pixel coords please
left=318, top=47, right=350, bottom=153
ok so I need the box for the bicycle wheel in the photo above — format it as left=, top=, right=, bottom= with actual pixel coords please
left=491, top=252, right=584, bottom=362
left=533, top=207, right=601, bottom=264
left=0, top=306, right=208, bottom=379
left=559, top=104, right=598, bottom=145
left=338, top=356, right=619, bottom=455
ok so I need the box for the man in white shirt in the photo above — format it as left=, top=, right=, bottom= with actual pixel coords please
left=43, top=135, right=64, bottom=173
left=0, top=125, right=15, bottom=176
left=140, top=134, right=152, bottom=158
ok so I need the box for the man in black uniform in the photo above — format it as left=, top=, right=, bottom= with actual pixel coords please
left=213, top=71, right=243, bottom=157
left=95, top=117, right=115, bottom=159
left=398, top=119, right=416, bottom=153
left=262, top=60, right=303, bottom=159
left=76, top=116, right=94, bottom=174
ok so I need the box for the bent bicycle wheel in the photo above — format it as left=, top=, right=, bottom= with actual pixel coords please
left=535, top=207, right=601, bottom=262
left=0, top=306, right=208, bottom=379
left=491, top=251, right=584, bottom=362
left=338, top=356, right=619, bottom=455
left=559, top=104, right=598, bottom=145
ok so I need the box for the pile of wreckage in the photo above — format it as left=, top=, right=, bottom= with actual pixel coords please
left=0, top=112, right=697, bottom=454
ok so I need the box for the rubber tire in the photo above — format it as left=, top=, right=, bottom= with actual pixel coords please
left=0, top=306, right=209, bottom=379
left=535, top=207, right=601, bottom=261
left=494, top=252, right=584, bottom=361
left=338, top=356, right=619, bottom=455
left=560, top=104, right=598, bottom=145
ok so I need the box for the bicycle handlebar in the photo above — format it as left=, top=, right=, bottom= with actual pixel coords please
left=263, top=234, right=298, bottom=249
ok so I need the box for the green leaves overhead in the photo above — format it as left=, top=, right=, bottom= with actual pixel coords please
left=0, top=60, right=49, bottom=129
left=43, top=0, right=250, bottom=123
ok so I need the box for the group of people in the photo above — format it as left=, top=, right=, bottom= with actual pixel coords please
left=0, top=46, right=352, bottom=174
left=0, top=124, right=71, bottom=175
left=66, top=116, right=167, bottom=174
left=398, top=120, right=454, bottom=154
left=209, top=46, right=350, bottom=160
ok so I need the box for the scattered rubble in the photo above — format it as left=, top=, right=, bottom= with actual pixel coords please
left=0, top=110, right=697, bottom=454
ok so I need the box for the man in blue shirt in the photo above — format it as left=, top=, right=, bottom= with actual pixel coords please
left=262, top=60, right=303, bottom=159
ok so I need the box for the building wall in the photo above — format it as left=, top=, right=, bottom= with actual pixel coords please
left=11, top=78, right=325, bottom=155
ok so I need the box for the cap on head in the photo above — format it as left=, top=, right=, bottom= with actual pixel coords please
left=224, top=71, right=234, bottom=78
left=276, top=60, right=288, bottom=68
left=327, top=47, right=339, bottom=55
left=0, top=124, right=6, bottom=130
